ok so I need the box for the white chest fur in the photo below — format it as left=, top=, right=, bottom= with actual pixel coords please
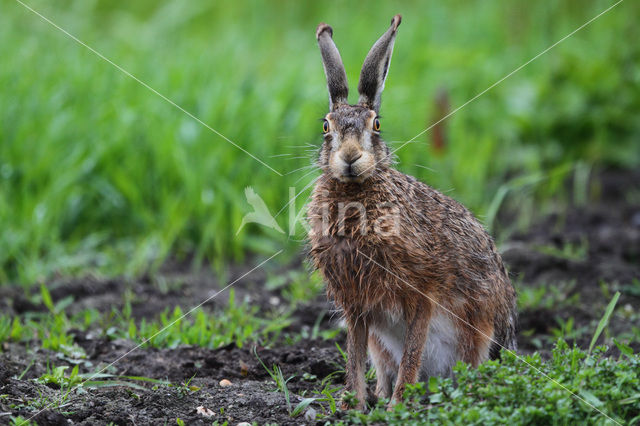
left=369, top=309, right=459, bottom=378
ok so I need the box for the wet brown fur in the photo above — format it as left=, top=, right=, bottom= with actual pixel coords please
left=308, top=164, right=517, bottom=408
left=308, top=15, right=517, bottom=409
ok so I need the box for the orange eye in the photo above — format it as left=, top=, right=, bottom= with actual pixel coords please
left=373, top=118, right=381, bottom=131
left=322, top=120, right=330, bottom=133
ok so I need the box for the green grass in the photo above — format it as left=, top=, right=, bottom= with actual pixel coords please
left=240, top=293, right=639, bottom=423
left=2, top=0, right=639, bottom=284
left=0, top=289, right=293, bottom=353
left=2, top=3, right=640, bottom=423
left=340, top=342, right=640, bottom=425
left=2, top=286, right=638, bottom=423
left=255, top=349, right=317, bottom=418
left=517, top=279, right=580, bottom=312
left=125, top=291, right=292, bottom=349
left=252, top=339, right=640, bottom=423
left=535, top=237, right=589, bottom=262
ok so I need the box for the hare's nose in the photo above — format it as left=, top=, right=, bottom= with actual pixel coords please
left=341, top=152, right=362, bottom=165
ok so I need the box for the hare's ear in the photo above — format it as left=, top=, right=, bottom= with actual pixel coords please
left=357, top=15, right=401, bottom=113
left=316, top=23, right=349, bottom=111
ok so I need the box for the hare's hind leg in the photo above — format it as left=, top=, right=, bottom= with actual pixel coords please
left=368, top=334, right=397, bottom=400
left=464, top=320, right=494, bottom=367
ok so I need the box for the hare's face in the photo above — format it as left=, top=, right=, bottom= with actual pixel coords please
left=321, top=105, right=390, bottom=183
left=316, top=15, right=401, bottom=183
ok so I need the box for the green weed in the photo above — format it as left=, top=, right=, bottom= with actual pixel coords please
left=0, top=289, right=292, bottom=351
left=535, top=237, right=589, bottom=262
left=589, top=291, right=620, bottom=354
left=125, top=290, right=291, bottom=348
left=254, top=348, right=317, bottom=418
left=9, top=416, right=35, bottom=426
left=341, top=341, right=640, bottom=424
left=517, top=280, right=579, bottom=311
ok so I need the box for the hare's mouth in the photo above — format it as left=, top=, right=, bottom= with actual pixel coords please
left=329, top=151, right=375, bottom=183
left=331, top=156, right=371, bottom=183
left=336, top=165, right=371, bottom=183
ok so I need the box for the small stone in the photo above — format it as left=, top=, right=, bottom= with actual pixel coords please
left=304, top=407, right=317, bottom=421
left=219, top=379, right=232, bottom=387
left=196, top=406, right=214, bottom=417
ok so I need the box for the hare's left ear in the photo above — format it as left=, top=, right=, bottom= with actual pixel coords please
left=357, top=15, right=402, bottom=113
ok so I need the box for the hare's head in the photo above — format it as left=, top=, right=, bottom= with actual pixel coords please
left=316, top=15, right=401, bottom=183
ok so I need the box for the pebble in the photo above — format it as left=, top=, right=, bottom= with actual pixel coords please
left=219, top=379, right=232, bottom=387
left=196, top=406, right=214, bottom=417
left=304, top=407, right=317, bottom=421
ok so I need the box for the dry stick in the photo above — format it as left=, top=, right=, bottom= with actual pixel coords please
left=356, top=249, right=621, bottom=425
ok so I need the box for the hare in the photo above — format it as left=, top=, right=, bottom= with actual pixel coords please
left=307, top=15, right=517, bottom=410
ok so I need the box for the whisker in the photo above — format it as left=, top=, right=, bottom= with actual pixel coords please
left=285, top=164, right=316, bottom=176
left=294, top=167, right=321, bottom=184
left=274, top=175, right=320, bottom=218
left=413, top=164, right=438, bottom=173
left=285, top=144, right=318, bottom=149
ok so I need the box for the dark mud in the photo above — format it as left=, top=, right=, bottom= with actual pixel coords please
left=503, top=169, right=640, bottom=353
left=1, top=337, right=342, bottom=425
left=1, top=169, right=638, bottom=425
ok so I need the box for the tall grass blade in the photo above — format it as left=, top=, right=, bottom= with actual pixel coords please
left=588, top=291, right=620, bottom=354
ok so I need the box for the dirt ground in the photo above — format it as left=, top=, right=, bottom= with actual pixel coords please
left=1, top=169, right=638, bottom=425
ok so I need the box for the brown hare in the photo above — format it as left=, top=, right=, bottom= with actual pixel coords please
left=307, top=15, right=517, bottom=410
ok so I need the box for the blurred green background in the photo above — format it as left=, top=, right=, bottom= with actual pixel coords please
left=1, top=0, right=639, bottom=284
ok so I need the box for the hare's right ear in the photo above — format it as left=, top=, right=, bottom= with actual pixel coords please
left=316, top=23, right=349, bottom=111
left=357, top=15, right=401, bottom=113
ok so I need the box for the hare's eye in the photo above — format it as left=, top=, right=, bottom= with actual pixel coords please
left=322, top=120, right=330, bottom=133
left=373, top=118, right=381, bottom=132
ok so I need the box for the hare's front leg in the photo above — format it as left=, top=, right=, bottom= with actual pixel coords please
left=342, top=315, right=368, bottom=410
left=368, top=334, right=395, bottom=400
left=390, top=307, right=431, bottom=406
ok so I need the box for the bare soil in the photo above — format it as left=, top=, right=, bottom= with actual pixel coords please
left=1, top=169, right=638, bottom=425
